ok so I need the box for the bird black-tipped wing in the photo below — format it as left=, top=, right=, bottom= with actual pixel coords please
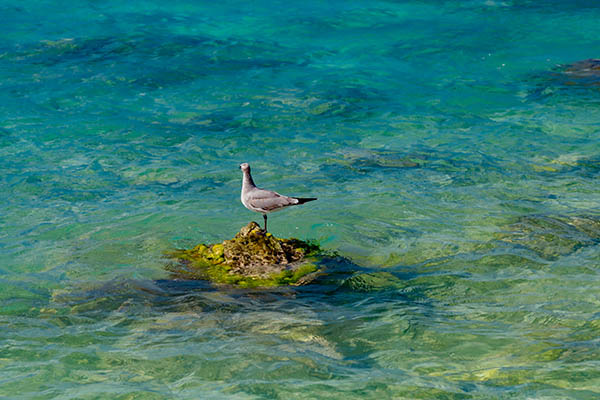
left=295, top=197, right=317, bottom=204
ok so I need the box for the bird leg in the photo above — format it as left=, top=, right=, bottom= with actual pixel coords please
left=263, top=214, right=268, bottom=233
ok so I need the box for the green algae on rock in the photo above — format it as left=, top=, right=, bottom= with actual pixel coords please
left=166, top=222, right=322, bottom=287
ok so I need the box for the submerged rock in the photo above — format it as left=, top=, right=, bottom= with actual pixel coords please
left=166, top=222, right=322, bottom=287
left=562, top=59, right=600, bottom=82
left=340, top=271, right=408, bottom=292
left=527, top=59, right=600, bottom=102
left=496, top=215, right=600, bottom=260
left=535, top=59, right=600, bottom=94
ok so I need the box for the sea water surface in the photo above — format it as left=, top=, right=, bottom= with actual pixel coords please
left=1, top=0, right=600, bottom=398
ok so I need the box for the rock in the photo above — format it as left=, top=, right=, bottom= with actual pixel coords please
left=166, top=222, right=322, bottom=287
left=563, top=59, right=600, bottom=80
left=528, top=59, right=600, bottom=101
left=496, top=215, right=600, bottom=260
left=340, top=271, right=406, bottom=292
left=539, top=59, right=600, bottom=90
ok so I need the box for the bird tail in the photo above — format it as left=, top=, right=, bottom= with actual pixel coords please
left=296, top=197, right=317, bottom=204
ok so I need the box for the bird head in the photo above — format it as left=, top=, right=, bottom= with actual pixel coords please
left=239, top=163, right=250, bottom=172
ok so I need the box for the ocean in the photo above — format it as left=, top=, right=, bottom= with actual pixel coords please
left=1, top=0, right=599, bottom=398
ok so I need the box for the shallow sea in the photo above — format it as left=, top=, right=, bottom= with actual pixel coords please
left=1, top=1, right=600, bottom=398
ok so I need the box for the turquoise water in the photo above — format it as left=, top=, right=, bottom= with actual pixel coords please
left=1, top=0, right=600, bottom=398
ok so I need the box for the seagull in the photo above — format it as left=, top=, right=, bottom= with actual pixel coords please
left=239, top=163, right=317, bottom=232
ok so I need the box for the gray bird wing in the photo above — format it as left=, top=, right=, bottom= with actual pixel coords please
left=246, top=188, right=297, bottom=212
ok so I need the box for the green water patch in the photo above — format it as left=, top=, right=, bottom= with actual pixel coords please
left=0, top=279, right=52, bottom=316
left=340, top=271, right=409, bottom=292
left=530, top=154, right=600, bottom=178
left=47, top=278, right=216, bottom=319
left=380, top=213, right=600, bottom=268
left=496, top=214, right=600, bottom=260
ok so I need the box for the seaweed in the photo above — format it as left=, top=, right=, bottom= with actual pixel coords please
left=165, top=222, right=322, bottom=287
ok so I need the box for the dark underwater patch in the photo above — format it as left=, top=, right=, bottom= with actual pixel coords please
left=496, top=214, right=600, bottom=260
